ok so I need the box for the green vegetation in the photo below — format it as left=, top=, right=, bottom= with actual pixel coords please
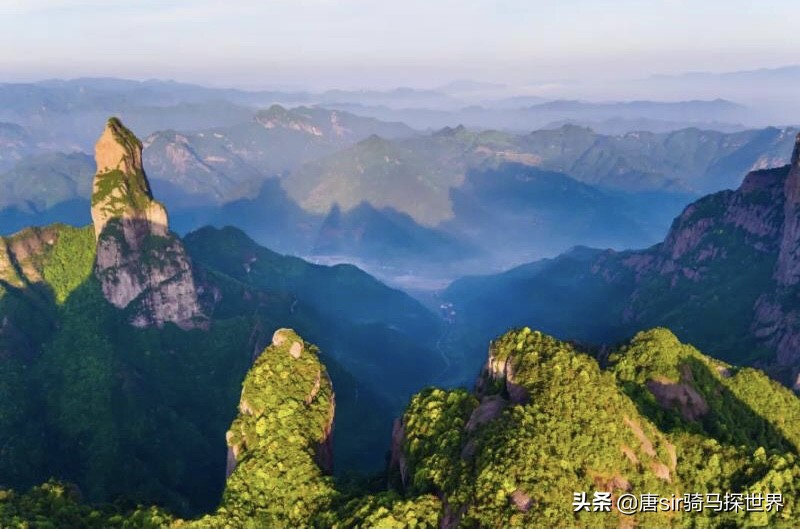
left=628, top=205, right=779, bottom=364
left=4, top=325, right=800, bottom=528
left=0, top=152, right=94, bottom=213
left=91, top=118, right=157, bottom=214
left=106, top=117, right=144, bottom=156
left=191, top=330, right=338, bottom=529
left=610, top=328, right=800, bottom=452
left=0, top=221, right=445, bottom=519
left=91, top=168, right=156, bottom=213
left=325, top=493, right=441, bottom=529
left=41, top=225, right=96, bottom=303
left=400, top=388, right=477, bottom=510
left=0, top=481, right=172, bottom=529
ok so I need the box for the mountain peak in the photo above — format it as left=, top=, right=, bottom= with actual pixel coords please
left=433, top=124, right=468, bottom=137
left=792, top=132, right=800, bottom=167
left=95, top=117, right=146, bottom=177
left=254, top=105, right=322, bottom=136
left=91, top=117, right=165, bottom=240
left=91, top=117, right=204, bottom=330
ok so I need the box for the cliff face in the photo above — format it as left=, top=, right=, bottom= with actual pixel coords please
left=594, top=133, right=800, bottom=381
left=91, top=118, right=204, bottom=329
left=776, top=134, right=800, bottom=285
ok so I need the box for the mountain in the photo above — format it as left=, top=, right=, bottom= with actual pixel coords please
left=0, top=152, right=94, bottom=237
left=283, top=124, right=798, bottom=270
left=91, top=117, right=205, bottom=329
left=284, top=124, right=798, bottom=218
left=382, top=327, right=800, bottom=528
left=0, top=152, right=94, bottom=214
left=443, top=163, right=654, bottom=264
left=518, top=124, right=798, bottom=193
left=0, top=118, right=444, bottom=515
left=636, top=66, right=800, bottom=124
left=283, top=132, right=470, bottom=225
left=0, top=79, right=269, bottom=152
left=544, top=117, right=748, bottom=135
left=318, top=87, right=461, bottom=109
left=324, top=98, right=751, bottom=134
left=2, top=119, right=796, bottom=289
left=142, top=105, right=416, bottom=205
left=530, top=98, right=745, bottom=122
left=445, top=133, right=800, bottom=387
left=0, top=122, right=37, bottom=171
left=312, top=202, right=477, bottom=265
left=5, top=327, right=800, bottom=528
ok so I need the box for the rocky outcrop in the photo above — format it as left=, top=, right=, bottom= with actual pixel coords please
left=225, top=329, right=336, bottom=479
left=0, top=226, right=62, bottom=287
left=645, top=364, right=710, bottom=422
left=255, top=105, right=323, bottom=136
left=91, top=118, right=205, bottom=330
left=776, top=134, right=800, bottom=285
left=586, top=134, right=800, bottom=380
left=477, top=338, right=530, bottom=405
left=389, top=418, right=409, bottom=488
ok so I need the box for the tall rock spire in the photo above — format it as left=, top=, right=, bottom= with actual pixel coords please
left=92, top=117, right=205, bottom=330
left=91, top=117, right=168, bottom=240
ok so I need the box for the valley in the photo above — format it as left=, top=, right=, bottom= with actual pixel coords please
left=1, top=75, right=799, bottom=528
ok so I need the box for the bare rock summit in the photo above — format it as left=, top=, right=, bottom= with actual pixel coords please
left=92, top=117, right=205, bottom=330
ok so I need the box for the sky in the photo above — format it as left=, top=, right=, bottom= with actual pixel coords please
left=0, top=0, right=799, bottom=90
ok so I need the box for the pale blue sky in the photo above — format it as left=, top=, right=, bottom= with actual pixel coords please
left=1, top=0, right=798, bottom=89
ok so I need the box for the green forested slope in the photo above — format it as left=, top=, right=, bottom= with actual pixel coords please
left=7, top=327, right=799, bottom=528
left=0, top=221, right=443, bottom=517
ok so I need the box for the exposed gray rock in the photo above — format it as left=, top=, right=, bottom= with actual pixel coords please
left=92, top=118, right=205, bottom=330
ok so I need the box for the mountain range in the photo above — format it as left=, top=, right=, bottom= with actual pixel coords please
left=1, top=101, right=800, bottom=527
left=3, top=103, right=798, bottom=284
left=0, top=119, right=444, bottom=516
left=445, top=132, right=800, bottom=389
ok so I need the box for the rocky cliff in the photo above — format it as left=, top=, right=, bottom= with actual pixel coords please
left=92, top=118, right=204, bottom=329
left=593, top=133, right=800, bottom=382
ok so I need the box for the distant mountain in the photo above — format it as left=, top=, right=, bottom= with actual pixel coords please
left=143, top=105, right=416, bottom=205
left=312, top=202, right=477, bottom=265
left=544, top=117, right=747, bottom=135
left=530, top=98, right=745, bottom=121
left=0, top=80, right=271, bottom=151
left=4, top=107, right=797, bottom=282
left=0, top=122, right=36, bottom=170
left=283, top=132, right=469, bottom=225
left=318, top=87, right=461, bottom=109
left=628, top=66, right=800, bottom=124
left=528, top=126, right=796, bottom=192
left=0, top=152, right=94, bottom=213
left=651, top=65, right=800, bottom=84
left=280, top=124, right=796, bottom=268
left=444, top=133, right=800, bottom=388
left=282, top=127, right=677, bottom=271
left=0, top=152, right=94, bottom=235
left=284, top=122, right=797, bottom=204
left=442, top=163, right=656, bottom=264
left=324, top=97, right=750, bottom=133
left=510, top=124, right=797, bottom=193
